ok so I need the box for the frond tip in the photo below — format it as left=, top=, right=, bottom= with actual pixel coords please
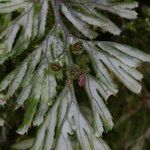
left=83, top=41, right=150, bottom=94
left=32, top=86, right=111, bottom=150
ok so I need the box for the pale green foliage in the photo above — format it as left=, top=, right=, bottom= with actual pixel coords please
left=0, top=116, right=4, bottom=126
left=12, top=138, right=34, bottom=150
left=0, top=0, right=150, bottom=149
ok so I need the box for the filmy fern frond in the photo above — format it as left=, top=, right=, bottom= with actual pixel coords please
left=0, top=0, right=150, bottom=149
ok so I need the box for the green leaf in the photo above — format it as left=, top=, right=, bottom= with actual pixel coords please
left=17, top=98, right=38, bottom=135
left=12, top=138, right=34, bottom=150
left=33, top=73, right=57, bottom=126
left=72, top=6, right=121, bottom=35
left=95, top=2, right=139, bottom=19
left=83, top=41, right=150, bottom=94
left=0, top=0, right=26, bottom=13
left=32, top=86, right=111, bottom=150
left=6, top=61, right=28, bottom=98
left=61, top=3, right=98, bottom=39
left=85, top=75, right=114, bottom=136
left=0, top=117, right=4, bottom=126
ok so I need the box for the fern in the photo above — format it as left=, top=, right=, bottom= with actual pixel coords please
left=0, top=0, right=150, bottom=149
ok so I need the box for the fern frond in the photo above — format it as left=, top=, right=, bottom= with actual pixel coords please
left=32, top=86, right=111, bottom=150
left=0, top=0, right=150, bottom=149
left=83, top=40, right=150, bottom=94
left=0, top=0, right=49, bottom=63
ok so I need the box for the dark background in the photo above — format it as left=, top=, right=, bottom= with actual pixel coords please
left=104, top=0, right=150, bottom=149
